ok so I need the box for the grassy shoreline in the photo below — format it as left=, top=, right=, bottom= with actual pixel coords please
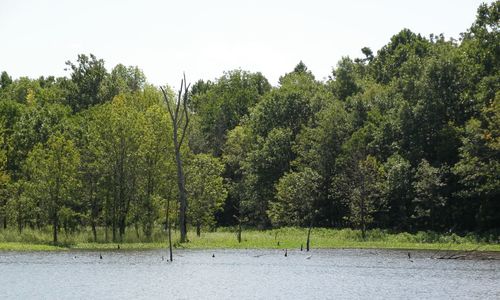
left=1, top=227, right=499, bottom=252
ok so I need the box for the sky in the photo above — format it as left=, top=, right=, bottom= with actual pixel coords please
left=0, top=0, right=494, bottom=87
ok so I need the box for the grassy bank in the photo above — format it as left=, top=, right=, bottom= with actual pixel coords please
left=0, top=227, right=499, bottom=251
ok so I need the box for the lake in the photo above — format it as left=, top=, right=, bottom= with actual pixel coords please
left=0, top=249, right=498, bottom=299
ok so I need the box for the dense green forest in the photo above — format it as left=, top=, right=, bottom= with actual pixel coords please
left=0, top=3, right=498, bottom=243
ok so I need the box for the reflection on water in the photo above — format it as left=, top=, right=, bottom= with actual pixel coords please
left=0, top=249, right=498, bottom=299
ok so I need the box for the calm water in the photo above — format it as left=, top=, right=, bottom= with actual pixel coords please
left=0, top=249, right=498, bottom=299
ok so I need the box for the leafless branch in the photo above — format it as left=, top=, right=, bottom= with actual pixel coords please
left=160, top=86, right=174, bottom=121
left=175, top=79, right=183, bottom=120
left=178, top=79, right=190, bottom=150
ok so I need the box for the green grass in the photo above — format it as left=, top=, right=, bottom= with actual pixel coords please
left=0, top=227, right=498, bottom=251
left=0, top=242, right=66, bottom=251
left=177, top=228, right=500, bottom=251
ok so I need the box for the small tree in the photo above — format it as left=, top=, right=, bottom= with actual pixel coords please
left=269, top=168, right=320, bottom=251
left=333, top=155, right=385, bottom=239
left=6, top=182, right=35, bottom=233
left=384, top=153, right=413, bottom=230
left=186, top=154, right=227, bottom=236
left=357, top=157, right=383, bottom=238
left=24, top=133, right=80, bottom=243
left=137, top=104, right=173, bottom=240
left=222, top=126, right=254, bottom=242
left=412, top=159, right=445, bottom=230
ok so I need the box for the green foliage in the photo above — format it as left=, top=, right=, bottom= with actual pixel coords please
left=412, top=159, right=446, bottom=230
left=23, top=133, right=81, bottom=242
left=10, top=102, right=71, bottom=177
left=348, top=156, right=386, bottom=236
left=221, top=125, right=254, bottom=225
left=100, top=64, right=146, bottom=102
left=249, top=70, right=319, bottom=137
left=241, top=127, right=294, bottom=227
left=186, top=154, right=227, bottom=233
left=137, top=103, right=174, bottom=238
left=65, top=54, right=108, bottom=112
left=0, top=71, right=13, bottom=90
left=371, top=29, right=431, bottom=84
left=330, top=57, right=363, bottom=101
left=383, top=154, right=413, bottom=230
left=1, top=227, right=498, bottom=251
left=269, top=168, right=321, bottom=227
left=0, top=3, right=498, bottom=239
left=190, top=70, right=270, bottom=155
left=453, top=97, right=500, bottom=229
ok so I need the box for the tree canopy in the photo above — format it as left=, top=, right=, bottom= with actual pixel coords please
left=0, top=3, right=498, bottom=239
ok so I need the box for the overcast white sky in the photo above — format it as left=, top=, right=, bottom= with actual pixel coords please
left=0, top=0, right=493, bottom=87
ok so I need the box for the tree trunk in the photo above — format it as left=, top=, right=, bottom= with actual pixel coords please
left=92, top=221, right=97, bottom=242
left=196, top=224, right=201, bottom=237
left=104, top=190, right=110, bottom=242
left=360, top=172, right=366, bottom=240
left=160, top=80, right=190, bottom=244
left=168, top=221, right=173, bottom=262
left=361, top=220, right=366, bottom=239
left=53, top=210, right=58, bottom=244
left=145, top=220, right=152, bottom=241
left=0, top=201, right=3, bottom=230
left=361, top=195, right=366, bottom=239
left=306, top=224, right=312, bottom=252
left=90, top=177, right=98, bottom=242
left=237, top=222, right=242, bottom=243
left=166, top=197, right=173, bottom=262
left=104, top=208, right=109, bottom=242
left=119, top=217, right=126, bottom=242
left=173, top=137, right=188, bottom=243
left=112, top=192, right=117, bottom=242
left=112, top=218, right=116, bottom=242
left=135, top=220, right=140, bottom=239
left=1, top=202, right=6, bottom=229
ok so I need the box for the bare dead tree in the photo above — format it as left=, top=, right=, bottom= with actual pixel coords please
left=165, top=195, right=173, bottom=261
left=160, top=74, right=190, bottom=243
left=306, top=220, right=313, bottom=251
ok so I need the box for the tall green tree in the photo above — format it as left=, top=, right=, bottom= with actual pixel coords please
left=332, top=154, right=385, bottom=238
left=189, top=70, right=270, bottom=156
left=237, top=63, right=327, bottom=227
left=453, top=97, right=500, bottom=230
left=412, top=159, right=446, bottom=230
left=72, top=107, right=107, bottom=242
left=137, top=103, right=174, bottom=239
left=222, top=125, right=255, bottom=231
left=293, top=101, right=353, bottom=226
left=65, top=54, right=108, bottom=112
left=100, top=64, right=146, bottom=101
left=242, top=127, right=294, bottom=227
left=186, top=154, right=227, bottom=236
left=329, top=57, right=363, bottom=101
left=269, top=168, right=320, bottom=250
left=0, top=124, right=11, bottom=229
left=24, top=133, right=80, bottom=243
left=104, top=96, right=141, bottom=241
left=383, top=153, right=413, bottom=230
left=10, top=102, right=71, bottom=177
left=0, top=71, right=13, bottom=90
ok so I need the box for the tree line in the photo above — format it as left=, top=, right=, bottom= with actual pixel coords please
left=0, top=3, right=498, bottom=242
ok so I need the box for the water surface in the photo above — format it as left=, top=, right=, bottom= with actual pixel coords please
left=0, top=249, right=498, bottom=299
